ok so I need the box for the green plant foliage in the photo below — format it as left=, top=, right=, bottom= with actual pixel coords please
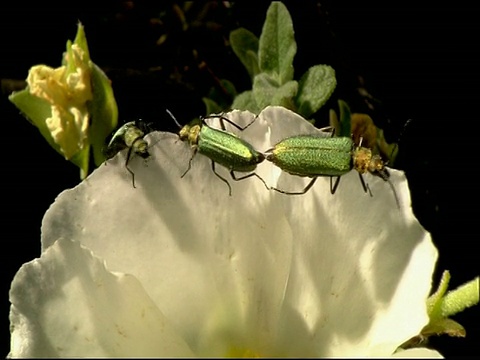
left=229, top=28, right=260, bottom=82
left=329, top=99, right=352, bottom=138
left=329, top=99, right=404, bottom=166
left=296, top=65, right=336, bottom=118
left=88, top=64, right=119, bottom=167
left=8, top=23, right=118, bottom=179
left=202, top=79, right=237, bottom=115
left=223, top=1, right=337, bottom=119
left=399, top=271, right=479, bottom=351
left=258, top=2, right=296, bottom=84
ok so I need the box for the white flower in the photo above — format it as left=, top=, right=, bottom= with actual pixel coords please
left=9, top=106, right=441, bottom=357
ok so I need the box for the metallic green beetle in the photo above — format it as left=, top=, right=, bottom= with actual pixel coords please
left=168, top=110, right=268, bottom=195
left=104, top=119, right=154, bottom=188
left=265, top=133, right=392, bottom=198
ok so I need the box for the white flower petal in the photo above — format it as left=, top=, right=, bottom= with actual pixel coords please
left=26, top=106, right=438, bottom=357
left=392, top=347, right=444, bottom=358
left=41, top=130, right=294, bottom=355
left=269, top=169, right=438, bottom=357
left=9, top=238, right=193, bottom=357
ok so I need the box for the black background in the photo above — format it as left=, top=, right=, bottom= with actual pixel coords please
left=1, top=1, right=478, bottom=357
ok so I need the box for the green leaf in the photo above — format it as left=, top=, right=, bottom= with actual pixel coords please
left=64, top=40, right=75, bottom=73
left=202, top=97, right=223, bottom=115
left=63, top=23, right=90, bottom=73
left=205, top=79, right=237, bottom=113
left=440, top=276, right=479, bottom=318
left=427, top=270, right=451, bottom=320
left=73, top=22, right=90, bottom=61
left=7, top=22, right=117, bottom=180
left=295, top=64, right=336, bottom=118
left=337, top=99, right=352, bottom=138
left=422, top=318, right=466, bottom=338
left=87, top=63, right=118, bottom=167
left=252, top=73, right=279, bottom=110
left=408, top=271, right=479, bottom=346
left=229, top=28, right=260, bottom=81
left=70, top=144, right=91, bottom=180
left=231, top=90, right=259, bottom=113
left=271, top=80, right=298, bottom=110
left=252, top=74, right=298, bottom=112
left=376, top=128, right=399, bottom=165
left=9, top=89, right=91, bottom=177
left=258, top=2, right=296, bottom=84
left=217, top=78, right=237, bottom=100
left=9, top=89, right=59, bottom=152
left=76, top=22, right=118, bottom=167
left=329, top=108, right=339, bottom=134
left=399, top=317, right=466, bottom=351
